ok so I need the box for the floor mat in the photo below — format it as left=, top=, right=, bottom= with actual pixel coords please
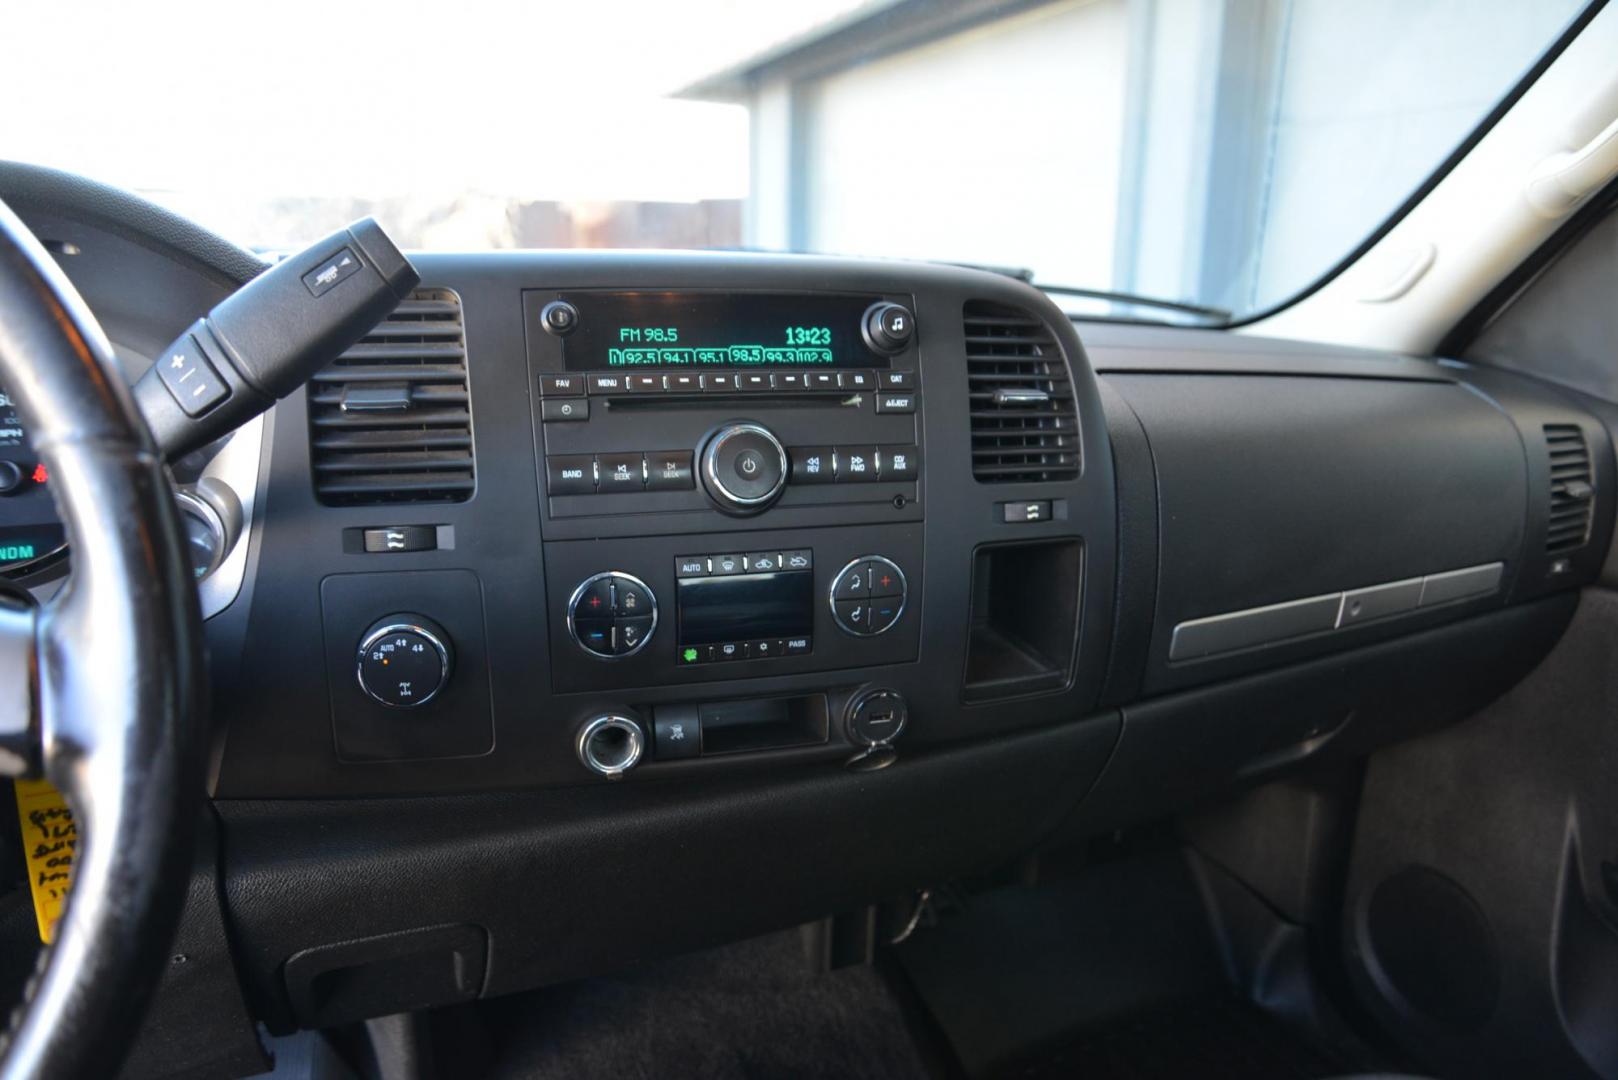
left=997, top=994, right=1376, bottom=1080
left=482, top=930, right=933, bottom=1080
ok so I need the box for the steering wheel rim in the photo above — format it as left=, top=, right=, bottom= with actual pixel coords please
left=0, top=198, right=206, bottom=1077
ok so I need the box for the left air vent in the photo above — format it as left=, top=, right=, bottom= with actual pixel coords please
left=1544, top=423, right=1593, bottom=553
left=307, top=288, right=474, bottom=505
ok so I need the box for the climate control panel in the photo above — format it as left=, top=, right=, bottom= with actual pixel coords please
left=566, top=571, right=659, bottom=658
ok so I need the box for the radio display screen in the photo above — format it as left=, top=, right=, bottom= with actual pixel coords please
left=677, top=571, right=814, bottom=647
left=559, top=292, right=891, bottom=371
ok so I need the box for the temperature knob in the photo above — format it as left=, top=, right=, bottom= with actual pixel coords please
left=357, top=615, right=453, bottom=708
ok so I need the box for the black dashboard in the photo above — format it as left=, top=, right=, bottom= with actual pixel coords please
left=2, top=166, right=1614, bottom=1044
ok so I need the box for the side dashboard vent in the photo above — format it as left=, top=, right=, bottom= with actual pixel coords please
left=308, top=288, right=474, bottom=505
left=963, top=301, right=1080, bottom=483
left=1545, top=423, right=1593, bottom=553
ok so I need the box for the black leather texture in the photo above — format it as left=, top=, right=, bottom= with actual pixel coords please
left=0, top=197, right=207, bottom=1079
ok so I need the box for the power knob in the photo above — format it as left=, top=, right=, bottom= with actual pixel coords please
left=701, top=422, right=788, bottom=514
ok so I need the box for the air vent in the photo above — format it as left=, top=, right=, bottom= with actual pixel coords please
left=308, top=288, right=474, bottom=505
left=963, top=301, right=1080, bottom=483
left=1545, top=423, right=1593, bottom=553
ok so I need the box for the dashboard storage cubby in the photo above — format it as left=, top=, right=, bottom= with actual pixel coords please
left=963, top=539, right=1083, bottom=702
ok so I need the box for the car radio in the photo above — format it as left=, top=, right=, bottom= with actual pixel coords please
left=524, top=289, right=923, bottom=523
left=526, top=289, right=928, bottom=692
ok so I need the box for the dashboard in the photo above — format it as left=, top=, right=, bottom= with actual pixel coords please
left=2, top=166, right=1614, bottom=1042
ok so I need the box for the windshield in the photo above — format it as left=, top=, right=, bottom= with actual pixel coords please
left=4, top=0, right=1590, bottom=324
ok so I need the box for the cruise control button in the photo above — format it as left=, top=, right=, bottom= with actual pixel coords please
left=833, top=564, right=870, bottom=600
left=875, top=392, right=917, bottom=414
left=791, top=446, right=837, bottom=484
left=867, top=596, right=902, bottom=634
left=833, top=599, right=871, bottom=634
left=710, top=553, right=744, bottom=575
left=614, top=616, right=654, bottom=654
left=840, top=447, right=877, bottom=481
left=613, top=578, right=653, bottom=617
left=597, top=453, right=644, bottom=490
left=880, top=446, right=919, bottom=481
left=538, top=374, right=586, bottom=397
left=546, top=455, right=596, bottom=495
left=541, top=398, right=589, bottom=422
left=675, top=555, right=709, bottom=577
left=646, top=451, right=695, bottom=490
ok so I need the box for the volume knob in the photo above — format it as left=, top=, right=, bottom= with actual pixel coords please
left=701, top=423, right=788, bottom=514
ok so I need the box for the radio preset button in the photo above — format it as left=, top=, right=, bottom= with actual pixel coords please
left=646, top=451, right=695, bottom=490
left=546, top=455, right=597, bottom=495
left=806, top=371, right=839, bottom=390
left=597, top=453, right=645, bottom=490
left=628, top=374, right=663, bottom=392
left=772, top=372, right=806, bottom=390
left=666, top=372, right=701, bottom=393
left=738, top=373, right=771, bottom=391
left=703, top=372, right=737, bottom=392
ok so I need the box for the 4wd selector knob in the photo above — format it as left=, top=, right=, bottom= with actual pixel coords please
left=357, top=615, right=453, bottom=708
left=701, top=422, right=787, bottom=514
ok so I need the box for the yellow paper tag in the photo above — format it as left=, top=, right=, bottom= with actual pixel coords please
left=14, top=779, right=76, bottom=944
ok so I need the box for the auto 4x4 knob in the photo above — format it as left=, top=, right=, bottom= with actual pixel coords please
left=701, top=422, right=787, bottom=514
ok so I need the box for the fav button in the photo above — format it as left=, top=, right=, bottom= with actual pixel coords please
left=538, top=374, right=586, bottom=397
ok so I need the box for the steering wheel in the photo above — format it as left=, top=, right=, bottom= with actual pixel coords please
left=0, top=199, right=206, bottom=1076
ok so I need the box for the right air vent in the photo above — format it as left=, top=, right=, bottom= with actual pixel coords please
left=963, top=301, right=1079, bottom=483
left=1545, top=423, right=1594, bottom=553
